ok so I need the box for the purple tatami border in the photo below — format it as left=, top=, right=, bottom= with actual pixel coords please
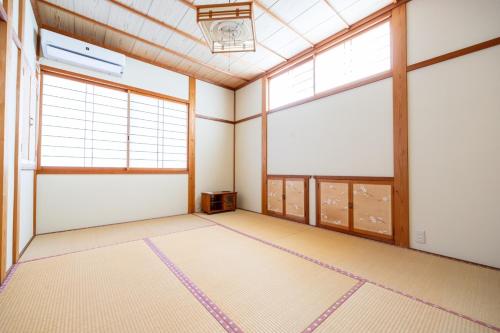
left=195, top=214, right=500, bottom=333
left=144, top=238, right=242, bottom=333
left=302, top=280, right=365, bottom=333
left=0, top=264, right=19, bottom=294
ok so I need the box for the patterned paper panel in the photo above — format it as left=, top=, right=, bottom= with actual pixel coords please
left=353, top=184, right=392, bottom=236
left=285, top=179, right=305, bottom=218
left=320, top=182, right=349, bottom=229
left=268, top=179, right=283, bottom=214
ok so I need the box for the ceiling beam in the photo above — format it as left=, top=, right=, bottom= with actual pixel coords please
left=322, top=0, right=350, bottom=28
left=253, top=0, right=314, bottom=46
left=37, top=0, right=250, bottom=82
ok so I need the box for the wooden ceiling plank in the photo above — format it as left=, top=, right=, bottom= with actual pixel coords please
left=36, top=0, right=249, bottom=81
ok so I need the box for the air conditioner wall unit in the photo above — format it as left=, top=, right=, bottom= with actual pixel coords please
left=40, top=29, right=126, bottom=76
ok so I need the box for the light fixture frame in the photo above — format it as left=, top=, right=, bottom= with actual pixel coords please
left=196, top=2, right=257, bottom=54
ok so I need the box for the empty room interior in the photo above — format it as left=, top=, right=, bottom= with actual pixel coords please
left=0, top=0, right=499, bottom=332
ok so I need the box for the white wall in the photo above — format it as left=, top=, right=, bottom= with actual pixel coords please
left=268, top=78, right=394, bottom=176
left=407, top=0, right=500, bottom=65
left=196, top=80, right=234, bottom=121
left=37, top=174, right=188, bottom=233
left=407, top=0, right=500, bottom=268
left=37, top=52, right=191, bottom=233
left=235, top=80, right=261, bottom=121
left=235, top=118, right=262, bottom=213
left=408, top=46, right=500, bottom=268
left=235, top=80, right=262, bottom=212
left=194, top=80, right=234, bottom=212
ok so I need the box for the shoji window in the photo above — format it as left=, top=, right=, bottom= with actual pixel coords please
left=41, top=74, right=128, bottom=167
left=269, top=59, right=314, bottom=110
left=40, top=73, right=188, bottom=170
left=129, top=93, right=188, bottom=169
left=315, top=21, right=391, bottom=93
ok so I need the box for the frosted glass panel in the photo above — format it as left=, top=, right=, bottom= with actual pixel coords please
left=267, top=179, right=283, bottom=214
left=285, top=179, right=305, bottom=218
left=353, top=184, right=392, bottom=236
left=320, top=182, right=349, bottom=229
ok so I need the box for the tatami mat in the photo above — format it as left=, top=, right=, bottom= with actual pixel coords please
left=21, top=214, right=213, bottom=261
left=198, top=210, right=500, bottom=328
left=150, top=226, right=359, bottom=333
left=316, top=283, right=495, bottom=333
left=0, top=241, right=225, bottom=333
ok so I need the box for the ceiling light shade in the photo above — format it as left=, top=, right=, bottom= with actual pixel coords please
left=196, top=2, right=256, bottom=53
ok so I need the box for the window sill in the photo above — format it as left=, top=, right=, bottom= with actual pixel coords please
left=36, top=167, right=189, bottom=175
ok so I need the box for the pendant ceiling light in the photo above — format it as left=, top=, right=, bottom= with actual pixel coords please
left=196, top=2, right=256, bottom=53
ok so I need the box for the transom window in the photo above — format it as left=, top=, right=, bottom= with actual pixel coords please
left=40, top=73, right=188, bottom=170
left=268, top=21, right=391, bottom=110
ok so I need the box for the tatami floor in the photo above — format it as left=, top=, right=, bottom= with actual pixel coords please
left=0, top=210, right=499, bottom=332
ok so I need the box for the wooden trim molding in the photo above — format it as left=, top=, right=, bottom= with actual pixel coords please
left=188, top=77, right=196, bottom=214
left=0, top=4, right=7, bottom=22
left=407, top=37, right=500, bottom=72
left=261, top=78, right=268, bottom=214
left=195, top=114, right=234, bottom=125
left=234, top=113, right=261, bottom=124
left=391, top=4, right=409, bottom=247
left=268, top=71, right=392, bottom=115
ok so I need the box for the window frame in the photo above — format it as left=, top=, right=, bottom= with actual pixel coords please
left=267, top=18, right=393, bottom=113
left=37, top=67, right=190, bottom=174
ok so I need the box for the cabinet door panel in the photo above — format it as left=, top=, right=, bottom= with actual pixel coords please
left=267, top=179, right=283, bottom=214
left=353, top=184, right=392, bottom=237
left=285, top=179, right=305, bottom=218
left=319, top=182, right=349, bottom=229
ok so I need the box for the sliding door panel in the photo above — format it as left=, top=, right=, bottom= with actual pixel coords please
left=267, top=178, right=284, bottom=215
left=285, top=179, right=305, bottom=219
left=353, top=183, right=393, bottom=238
left=318, top=182, right=349, bottom=230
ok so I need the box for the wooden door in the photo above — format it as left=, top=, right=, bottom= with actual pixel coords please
left=267, top=177, right=284, bottom=216
left=317, top=181, right=349, bottom=230
left=352, top=183, right=393, bottom=239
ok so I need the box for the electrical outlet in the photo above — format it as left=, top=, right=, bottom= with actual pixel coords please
left=416, top=230, right=426, bottom=244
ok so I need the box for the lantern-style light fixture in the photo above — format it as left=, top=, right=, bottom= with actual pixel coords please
left=196, top=2, right=256, bottom=53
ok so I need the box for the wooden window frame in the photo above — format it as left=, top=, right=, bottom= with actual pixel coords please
left=37, top=66, right=190, bottom=174
left=315, top=176, right=394, bottom=244
left=267, top=18, right=393, bottom=114
left=266, top=175, right=310, bottom=224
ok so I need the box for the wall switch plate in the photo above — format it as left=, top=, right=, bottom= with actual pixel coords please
left=416, top=230, right=426, bottom=244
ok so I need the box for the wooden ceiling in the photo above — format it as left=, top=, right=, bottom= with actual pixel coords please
left=34, top=0, right=393, bottom=89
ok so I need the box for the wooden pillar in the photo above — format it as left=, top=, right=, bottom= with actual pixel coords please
left=261, top=78, right=267, bottom=214
left=0, top=0, right=12, bottom=283
left=391, top=3, right=409, bottom=247
left=188, top=77, right=196, bottom=213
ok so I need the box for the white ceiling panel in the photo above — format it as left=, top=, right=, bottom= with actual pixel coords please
left=176, top=8, right=204, bottom=39
left=331, top=0, right=392, bottom=24
left=187, top=44, right=215, bottom=63
left=74, top=0, right=112, bottom=23
left=156, top=50, right=184, bottom=67
left=136, top=20, right=174, bottom=47
left=107, top=3, right=145, bottom=35
left=260, top=27, right=310, bottom=59
left=254, top=12, right=283, bottom=41
left=290, top=1, right=346, bottom=44
left=165, top=34, right=197, bottom=55
left=114, top=0, right=153, bottom=13
left=46, top=0, right=74, bottom=10
left=148, top=0, right=188, bottom=28
left=266, top=0, right=319, bottom=23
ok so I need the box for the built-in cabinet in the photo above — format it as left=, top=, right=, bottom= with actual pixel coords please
left=267, top=175, right=309, bottom=224
left=316, top=177, right=394, bottom=243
